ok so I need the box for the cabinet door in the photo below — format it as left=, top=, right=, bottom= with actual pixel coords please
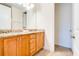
left=21, top=35, right=29, bottom=56
left=4, top=36, right=17, bottom=56
left=36, top=32, right=44, bottom=51
left=0, top=38, right=4, bottom=56
left=17, top=35, right=29, bottom=56
left=29, top=34, right=36, bottom=56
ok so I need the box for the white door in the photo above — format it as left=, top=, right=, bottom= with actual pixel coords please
left=59, top=4, right=72, bottom=48
left=55, top=3, right=72, bottom=48
left=72, top=3, right=79, bottom=56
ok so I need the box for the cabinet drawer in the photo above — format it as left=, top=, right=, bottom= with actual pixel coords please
left=30, top=34, right=36, bottom=39
left=30, top=45, right=35, bottom=51
left=30, top=39, right=35, bottom=43
left=30, top=39, right=36, bottom=49
left=29, top=38, right=36, bottom=55
left=21, top=35, right=30, bottom=39
left=30, top=47, right=35, bottom=53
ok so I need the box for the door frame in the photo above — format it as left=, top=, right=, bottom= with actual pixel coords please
left=54, top=3, right=73, bottom=54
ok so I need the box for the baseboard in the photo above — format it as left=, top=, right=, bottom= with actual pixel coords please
left=55, top=44, right=72, bottom=50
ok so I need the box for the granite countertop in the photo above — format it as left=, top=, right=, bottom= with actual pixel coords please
left=0, top=29, right=44, bottom=38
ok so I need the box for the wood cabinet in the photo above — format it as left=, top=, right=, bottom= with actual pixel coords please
left=0, top=38, right=4, bottom=56
left=0, top=32, right=44, bottom=56
left=4, top=36, right=17, bottom=56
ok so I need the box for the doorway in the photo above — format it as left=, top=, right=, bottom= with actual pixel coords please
left=55, top=3, right=73, bottom=55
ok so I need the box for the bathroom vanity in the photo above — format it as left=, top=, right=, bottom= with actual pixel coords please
left=0, top=30, right=44, bottom=56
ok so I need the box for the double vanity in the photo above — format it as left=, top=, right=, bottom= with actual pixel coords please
left=0, top=30, right=44, bottom=56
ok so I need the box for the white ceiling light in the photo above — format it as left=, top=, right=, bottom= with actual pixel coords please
left=18, top=3, right=34, bottom=10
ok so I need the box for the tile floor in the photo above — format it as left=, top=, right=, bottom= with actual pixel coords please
left=35, top=45, right=73, bottom=56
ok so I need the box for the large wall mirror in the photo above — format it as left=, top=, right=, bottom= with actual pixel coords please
left=0, top=4, right=11, bottom=30
left=0, top=3, right=27, bottom=31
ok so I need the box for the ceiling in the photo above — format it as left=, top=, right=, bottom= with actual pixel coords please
left=5, top=3, right=26, bottom=12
